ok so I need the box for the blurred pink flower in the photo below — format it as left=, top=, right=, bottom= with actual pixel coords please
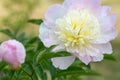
left=39, top=0, right=118, bottom=69
left=0, top=40, right=26, bottom=69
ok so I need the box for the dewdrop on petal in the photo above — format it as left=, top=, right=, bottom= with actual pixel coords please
left=39, top=0, right=118, bottom=69
left=0, top=40, right=26, bottom=69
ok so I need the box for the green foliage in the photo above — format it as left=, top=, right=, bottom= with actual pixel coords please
left=0, top=29, right=15, bottom=38
left=104, top=54, right=116, bottom=61
left=28, top=19, right=43, bottom=25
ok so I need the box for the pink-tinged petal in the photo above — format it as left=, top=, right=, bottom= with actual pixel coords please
left=77, top=45, right=103, bottom=64
left=71, top=49, right=92, bottom=65
left=67, top=44, right=102, bottom=58
left=96, top=27, right=118, bottom=43
left=76, top=44, right=104, bottom=64
left=96, top=14, right=118, bottom=44
left=63, top=0, right=101, bottom=13
left=101, top=43, right=112, bottom=54
left=99, top=14, right=117, bottom=31
left=3, top=50, right=18, bottom=67
left=99, top=6, right=111, bottom=17
left=66, top=47, right=79, bottom=54
left=45, top=4, right=66, bottom=28
left=15, top=42, right=26, bottom=63
left=86, top=45, right=101, bottom=57
left=39, top=23, right=58, bottom=47
left=51, top=56, right=75, bottom=70
left=86, top=43, right=112, bottom=55
left=78, top=54, right=92, bottom=65
left=66, top=47, right=88, bottom=58
left=92, top=54, right=103, bottom=61
left=62, top=0, right=71, bottom=7
left=88, top=43, right=112, bottom=54
left=84, top=0, right=101, bottom=11
left=52, top=45, right=65, bottom=52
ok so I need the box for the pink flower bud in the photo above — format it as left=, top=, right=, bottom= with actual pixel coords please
left=0, top=40, right=26, bottom=69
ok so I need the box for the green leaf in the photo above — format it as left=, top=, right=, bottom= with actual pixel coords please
left=28, top=19, right=43, bottom=25
left=31, top=64, right=42, bottom=80
left=26, top=46, right=35, bottom=52
left=36, top=49, right=46, bottom=63
left=26, top=37, right=38, bottom=44
left=37, top=50, right=71, bottom=63
left=53, top=66, right=100, bottom=79
left=14, top=28, right=20, bottom=37
left=0, top=62, right=7, bottom=70
left=17, top=32, right=25, bottom=41
left=45, top=51, right=71, bottom=59
left=104, top=54, right=116, bottom=61
left=0, top=29, right=15, bottom=38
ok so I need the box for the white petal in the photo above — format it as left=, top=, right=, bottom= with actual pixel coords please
left=99, top=14, right=117, bottom=32
left=77, top=44, right=103, bottom=64
left=52, top=45, right=65, bottom=52
left=101, top=43, right=112, bottom=54
left=78, top=47, right=103, bottom=64
left=87, top=43, right=112, bottom=55
left=45, top=4, right=66, bottom=20
left=78, top=55, right=92, bottom=65
left=63, top=0, right=101, bottom=11
left=80, top=44, right=102, bottom=57
left=97, top=14, right=118, bottom=44
left=39, top=23, right=58, bottom=47
left=92, top=54, right=103, bottom=61
left=100, top=6, right=111, bottom=17
left=51, top=56, right=75, bottom=70
left=95, top=28, right=118, bottom=43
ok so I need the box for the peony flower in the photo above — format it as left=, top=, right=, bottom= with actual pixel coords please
left=39, top=0, right=118, bottom=69
left=0, top=40, right=26, bottom=69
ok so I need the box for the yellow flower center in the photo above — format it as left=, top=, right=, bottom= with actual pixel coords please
left=55, top=10, right=100, bottom=49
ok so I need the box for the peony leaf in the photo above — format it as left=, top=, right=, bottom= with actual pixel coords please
left=53, top=66, right=101, bottom=79
left=17, top=32, right=25, bottom=41
left=104, top=54, right=116, bottom=61
left=0, top=29, right=15, bottom=38
left=28, top=19, right=43, bottom=25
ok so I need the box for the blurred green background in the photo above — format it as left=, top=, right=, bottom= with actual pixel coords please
left=0, top=0, right=120, bottom=80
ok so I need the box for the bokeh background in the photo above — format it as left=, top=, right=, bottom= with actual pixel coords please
left=0, top=0, right=120, bottom=80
